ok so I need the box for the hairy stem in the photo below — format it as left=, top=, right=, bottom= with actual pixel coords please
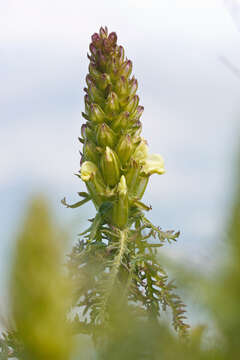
left=97, top=229, right=128, bottom=324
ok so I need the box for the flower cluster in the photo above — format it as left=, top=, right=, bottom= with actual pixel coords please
left=79, top=26, right=165, bottom=228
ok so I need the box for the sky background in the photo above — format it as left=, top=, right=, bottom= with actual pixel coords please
left=1, top=0, right=240, bottom=320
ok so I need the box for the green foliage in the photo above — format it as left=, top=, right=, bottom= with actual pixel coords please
left=68, top=208, right=188, bottom=339
left=0, top=331, right=23, bottom=359
left=211, top=149, right=240, bottom=357
left=2, top=197, right=73, bottom=360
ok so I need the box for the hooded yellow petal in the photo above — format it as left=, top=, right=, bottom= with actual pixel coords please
left=142, top=154, right=165, bottom=175
left=132, top=139, right=148, bottom=163
left=80, top=161, right=98, bottom=181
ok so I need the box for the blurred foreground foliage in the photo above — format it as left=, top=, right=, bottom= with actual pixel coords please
left=1, top=151, right=240, bottom=359
left=0, top=198, right=73, bottom=360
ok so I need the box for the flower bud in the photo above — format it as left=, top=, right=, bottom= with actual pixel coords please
left=99, top=26, right=108, bottom=39
left=112, top=111, right=130, bottom=131
left=96, top=123, right=116, bottom=148
left=85, top=124, right=96, bottom=142
left=120, top=60, right=132, bottom=78
left=84, top=141, right=99, bottom=163
left=89, top=43, right=97, bottom=57
left=88, top=84, right=103, bottom=104
left=89, top=103, right=105, bottom=123
left=116, top=134, right=134, bottom=164
left=98, top=49, right=107, bottom=70
left=117, top=46, right=125, bottom=65
left=113, top=175, right=128, bottom=228
left=103, top=38, right=112, bottom=53
left=89, top=63, right=101, bottom=78
left=92, top=32, right=100, bottom=43
left=131, top=105, right=144, bottom=121
left=91, top=33, right=102, bottom=48
left=129, top=121, right=142, bottom=138
left=108, top=32, right=117, bottom=45
left=105, top=91, right=120, bottom=113
left=118, top=174, right=127, bottom=196
left=125, top=95, right=139, bottom=113
left=108, top=58, right=118, bottom=80
left=115, top=76, right=128, bottom=97
left=98, top=73, right=111, bottom=90
left=81, top=161, right=106, bottom=195
left=100, top=146, right=120, bottom=187
left=126, top=162, right=141, bottom=193
left=128, top=77, right=138, bottom=97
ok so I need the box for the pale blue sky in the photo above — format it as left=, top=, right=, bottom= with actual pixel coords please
left=1, top=0, right=240, bottom=314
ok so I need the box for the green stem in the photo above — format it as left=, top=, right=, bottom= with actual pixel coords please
left=97, top=229, right=128, bottom=324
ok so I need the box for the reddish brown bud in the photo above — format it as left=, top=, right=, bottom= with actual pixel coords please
left=132, top=105, right=144, bottom=121
left=120, top=60, right=132, bottom=78
left=86, top=74, right=94, bottom=87
left=89, top=43, right=97, bottom=56
left=128, top=78, right=138, bottom=97
left=103, top=38, right=110, bottom=47
left=118, top=46, right=125, bottom=64
left=99, top=26, right=108, bottom=38
left=108, top=32, right=117, bottom=44
left=91, top=33, right=100, bottom=44
left=125, top=95, right=139, bottom=113
left=105, top=92, right=119, bottom=113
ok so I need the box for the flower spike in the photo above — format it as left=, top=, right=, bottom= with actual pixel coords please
left=65, top=27, right=189, bottom=342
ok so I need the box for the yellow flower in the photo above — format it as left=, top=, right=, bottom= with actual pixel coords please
left=132, top=138, right=165, bottom=176
left=142, top=154, right=165, bottom=175
left=132, top=139, right=148, bottom=163
left=81, top=161, right=98, bottom=181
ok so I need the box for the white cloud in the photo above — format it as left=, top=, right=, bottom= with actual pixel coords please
left=0, top=0, right=237, bottom=48
left=0, top=111, right=80, bottom=187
